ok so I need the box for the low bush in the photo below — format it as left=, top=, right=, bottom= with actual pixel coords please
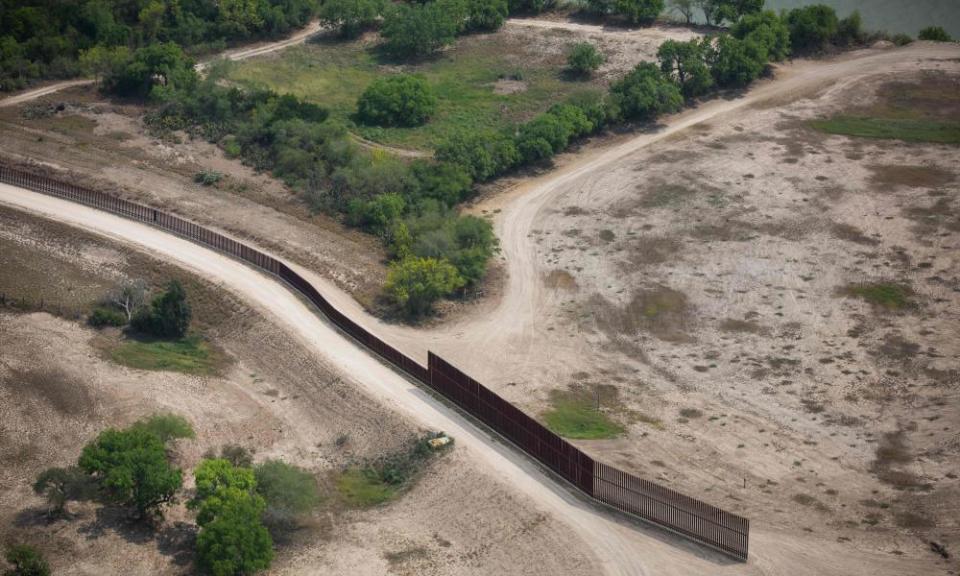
left=194, top=170, right=223, bottom=186
left=131, top=281, right=192, bottom=339
left=567, top=42, right=604, bottom=77
left=88, top=306, right=126, bottom=328
left=918, top=26, right=952, bottom=42
left=3, top=544, right=49, bottom=576
left=254, top=460, right=321, bottom=527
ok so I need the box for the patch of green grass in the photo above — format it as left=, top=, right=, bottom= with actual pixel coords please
left=543, top=390, right=625, bottom=440
left=335, top=468, right=397, bottom=507
left=843, top=282, right=914, bottom=310
left=109, top=335, right=221, bottom=375
left=809, top=117, right=960, bottom=145
left=225, top=34, right=598, bottom=150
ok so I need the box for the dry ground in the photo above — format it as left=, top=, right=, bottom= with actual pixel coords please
left=0, top=207, right=599, bottom=575
left=451, top=57, right=960, bottom=572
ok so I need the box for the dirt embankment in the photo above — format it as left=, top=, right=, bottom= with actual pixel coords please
left=0, top=206, right=600, bottom=576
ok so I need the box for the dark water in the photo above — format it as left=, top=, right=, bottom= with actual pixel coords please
left=764, top=0, right=960, bottom=38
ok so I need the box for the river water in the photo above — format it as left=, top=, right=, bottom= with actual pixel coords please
left=764, top=0, right=960, bottom=38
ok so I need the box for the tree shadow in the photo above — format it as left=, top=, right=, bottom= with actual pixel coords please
left=156, top=521, right=197, bottom=566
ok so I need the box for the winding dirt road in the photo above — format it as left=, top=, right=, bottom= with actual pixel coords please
left=2, top=41, right=955, bottom=576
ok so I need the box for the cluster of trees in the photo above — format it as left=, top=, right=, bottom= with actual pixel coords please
left=32, top=415, right=318, bottom=575
left=0, top=0, right=319, bottom=91
left=146, top=74, right=497, bottom=317
left=321, top=0, right=509, bottom=57
left=585, top=0, right=664, bottom=25
left=90, top=279, right=192, bottom=339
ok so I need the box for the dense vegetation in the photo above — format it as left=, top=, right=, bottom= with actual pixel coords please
left=32, top=414, right=321, bottom=575
left=0, top=0, right=319, bottom=91
left=3, top=544, right=50, bottom=576
left=357, top=74, right=436, bottom=127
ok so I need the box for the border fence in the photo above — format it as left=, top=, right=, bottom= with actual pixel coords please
left=0, top=164, right=749, bottom=561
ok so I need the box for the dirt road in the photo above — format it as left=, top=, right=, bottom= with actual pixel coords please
left=0, top=21, right=324, bottom=108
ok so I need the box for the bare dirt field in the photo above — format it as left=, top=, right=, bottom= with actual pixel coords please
left=419, top=45, right=960, bottom=574
left=0, top=207, right=600, bottom=576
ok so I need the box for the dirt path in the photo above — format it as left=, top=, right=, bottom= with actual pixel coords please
left=1, top=182, right=932, bottom=576
left=0, top=21, right=324, bottom=108
left=506, top=16, right=694, bottom=40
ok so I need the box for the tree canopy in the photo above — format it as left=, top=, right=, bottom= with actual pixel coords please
left=609, top=62, right=683, bottom=121
left=357, top=75, right=437, bottom=127
left=78, top=427, right=183, bottom=519
left=384, top=257, right=465, bottom=317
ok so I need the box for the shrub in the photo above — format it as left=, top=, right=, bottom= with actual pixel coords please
left=567, top=42, right=605, bottom=77
left=254, top=460, right=321, bottom=522
left=464, top=0, right=509, bottom=31
left=517, top=113, right=571, bottom=163
left=614, top=0, right=664, bottom=25
left=89, top=306, right=126, bottom=328
left=218, top=444, right=255, bottom=468
left=357, top=75, right=437, bottom=127
left=732, top=10, right=791, bottom=61
left=657, top=38, right=714, bottom=98
left=835, top=10, right=864, bottom=46
left=318, top=0, right=386, bottom=38
left=435, top=129, right=519, bottom=181
left=891, top=33, right=913, bottom=46
left=784, top=4, right=839, bottom=53
left=78, top=427, right=183, bottom=519
left=918, top=26, right=952, bottom=42
left=410, top=161, right=474, bottom=207
left=565, top=91, right=611, bottom=131
left=381, top=0, right=464, bottom=58
left=194, top=170, right=223, bottom=186
left=3, top=544, right=49, bottom=576
left=609, top=62, right=683, bottom=121
left=709, top=34, right=768, bottom=88
left=131, top=280, right=192, bottom=339
left=132, top=413, right=196, bottom=443
left=384, top=257, right=465, bottom=317
left=346, top=193, right=407, bottom=234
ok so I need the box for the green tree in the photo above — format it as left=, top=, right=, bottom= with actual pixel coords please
left=381, top=0, right=464, bottom=58
left=411, top=161, right=473, bottom=207
left=918, top=26, right=952, bottom=42
left=78, top=45, right=131, bottom=86
left=318, top=0, right=385, bottom=38
left=191, top=459, right=260, bottom=526
left=357, top=75, right=437, bottom=127
left=435, top=129, right=519, bottom=181
left=657, top=38, right=713, bottom=98
left=835, top=10, right=864, bottom=46
left=567, top=42, right=604, bottom=77
left=78, top=427, right=183, bottom=519
left=195, top=490, right=273, bottom=576
left=667, top=0, right=696, bottom=24
left=709, top=34, right=767, bottom=88
left=132, top=280, right=192, bottom=339
left=784, top=4, right=838, bottom=53
left=609, top=62, right=683, bottom=121
left=516, top=113, right=570, bottom=163
left=698, top=0, right=762, bottom=26
left=731, top=10, right=791, bottom=61
left=384, top=257, right=465, bottom=317
left=103, top=42, right=197, bottom=99
left=347, top=193, right=407, bottom=234
left=613, top=0, right=664, bottom=25
left=3, top=545, right=49, bottom=576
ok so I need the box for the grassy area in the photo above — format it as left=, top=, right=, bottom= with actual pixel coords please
left=109, top=335, right=222, bottom=375
left=335, top=468, right=397, bottom=507
left=224, top=33, right=599, bottom=151
left=543, top=388, right=625, bottom=440
left=843, top=282, right=914, bottom=310
left=810, top=72, right=960, bottom=145
left=809, top=117, right=960, bottom=145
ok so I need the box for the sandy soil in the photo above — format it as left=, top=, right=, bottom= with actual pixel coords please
left=0, top=208, right=600, bottom=576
